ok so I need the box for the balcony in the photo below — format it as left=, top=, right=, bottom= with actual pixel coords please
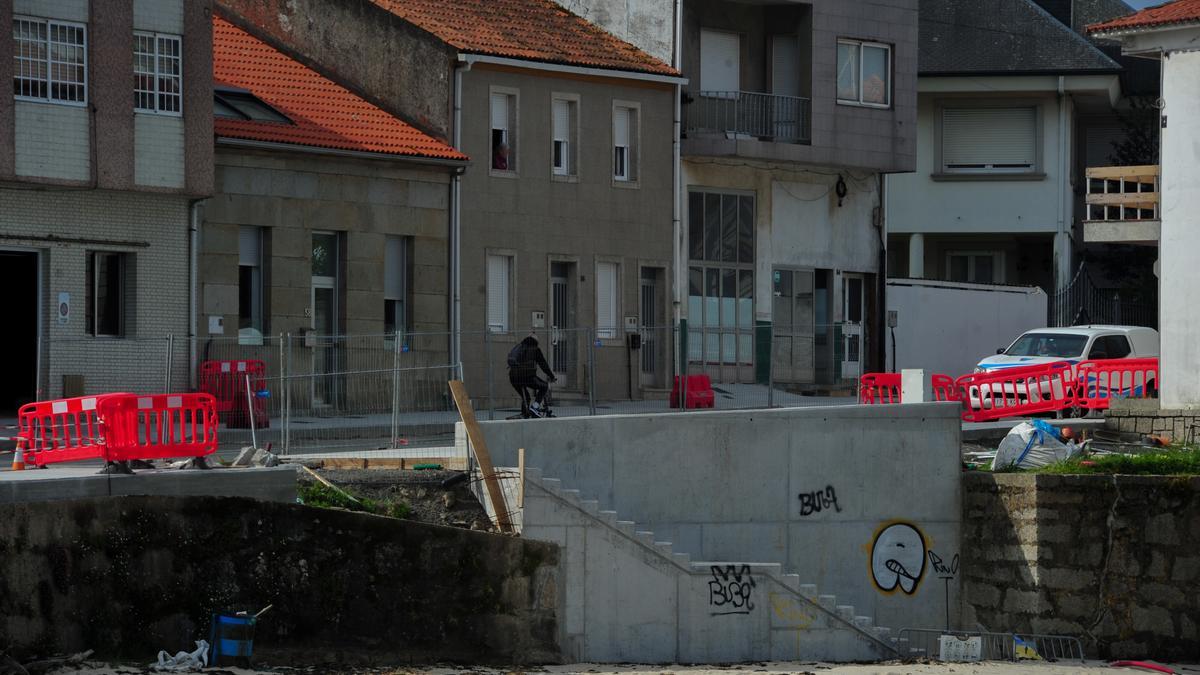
left=685, top=91, right=812, bottom=145
left=1083, top=165, right=1160, bottom=246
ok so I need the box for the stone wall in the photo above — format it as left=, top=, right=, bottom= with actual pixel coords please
left=0, top=496, right=560, bottom=665
left=962, top=473, right=1200, bottom=660
left=1104, top=398, right=1200, bottom=442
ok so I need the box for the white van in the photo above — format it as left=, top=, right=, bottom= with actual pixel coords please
left=975, top=325, right=1159, bottom=373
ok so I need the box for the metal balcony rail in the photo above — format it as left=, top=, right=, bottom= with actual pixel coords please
left=1085, top=165, right=1160, bottom=222
left=687, top=90, right=812, bottom=144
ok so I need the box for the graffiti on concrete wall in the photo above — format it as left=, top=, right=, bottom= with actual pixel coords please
left=769, top=592, right=815, bottom=630
left=928, top=550, right=959, bottom=578
left=798, top=485, right=842, bottom=516
left=708, top=564, right=756, bottom=615
left=869, top=521, right=927, bottom=595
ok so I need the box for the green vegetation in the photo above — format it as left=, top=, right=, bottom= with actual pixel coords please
left=1025, top=444, right=1200, bottom=476
left=298, top=481, right=412, bottom=519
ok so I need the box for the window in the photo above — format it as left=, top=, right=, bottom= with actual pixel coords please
left=947, top=251, right=1002, bottom=284
left=213, top=89, right=291, bottom=123
left=836, top=39, right=889, bottom=107
left=86, top=252, right=129, bottom=337
left=13, top=17, right=86, bottom=104
left=941, top=107, right=1038, bottom=174
left=551, top=96, right=578, bottom=177
left=613, top=103, right=638, bottom=182
left=490, top=90, right=517, bottom=172
left=596, top=260, right=619, bottom=339
left=687, top=191, right=755, bottom=365
left=134, top=32, right=182, bottom=114
left=239, top=226, right=265, bottom=342
left=384, top=236, right=409, bottom=336
left=699, top=29, right=740, bottom=94
left=1089, top=335, right=1132, bottom=360
left=486, top=253, right=512, bottom=332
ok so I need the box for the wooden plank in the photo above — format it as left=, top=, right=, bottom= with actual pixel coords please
left=1085, top=164, right=1159, bottom=179
left=449, top=380, right=513, bottom=533
left=518, top=447, right=526, bottom=509
left=322, top=457, right=368, bottom=470
left=300, top=465, right=361, bottom=505
left=1085, top=192, right=1159, bottom=207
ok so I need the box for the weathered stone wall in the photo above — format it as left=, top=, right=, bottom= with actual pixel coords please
left=1105, top=398, right=1200, bottom=442
left=962, top=473, right=1200, bottom=660
left=0, top=496, right=560, bottom=665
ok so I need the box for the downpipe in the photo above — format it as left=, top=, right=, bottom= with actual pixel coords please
left=188, top=197, right=208, bottom=389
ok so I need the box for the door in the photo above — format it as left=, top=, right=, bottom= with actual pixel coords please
left=0, top=251, right=38, bottom=413
left=639, top=268, right=663, bottom=388
left=771, top=268, right=815, bottom=383
left=771, top=35, right=800, bottom=140
left=841, top=274, right=865, bottom=379
left=311, top=232, right=341, bottom=408
left=549, top=261, right=576, bottom=387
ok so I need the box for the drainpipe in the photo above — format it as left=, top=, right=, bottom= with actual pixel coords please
left=450, top=61, right=471, bottom=366
left=672, top=0, right=685, bottom=377
left=1054, top=75, right=1069, bottom=292
left=877, top=175, right=888, bottom=373
left=188, top=197, right=208, bottom=389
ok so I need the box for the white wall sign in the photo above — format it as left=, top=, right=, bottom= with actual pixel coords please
left=57, top=292, right=69, bottom=325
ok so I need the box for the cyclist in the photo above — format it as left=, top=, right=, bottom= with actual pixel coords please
left=507, top=334, right=557, bottom=417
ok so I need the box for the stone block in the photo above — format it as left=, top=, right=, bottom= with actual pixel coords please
left=1147, top=551, right=1170, bottom=579
left=964, top=581, right=1002, bottom=608
left=1146, top=514, right=1180, bottom=545
left=1172, top=556, right=1200, bottom=583
left=1003, top=589, right=1044, bottom=614
left=1038, top=567, right=1096, bottom=591
left=1131, top=606, right=1175, bottom=636
left=1054, top=593, right=1097, bottom=619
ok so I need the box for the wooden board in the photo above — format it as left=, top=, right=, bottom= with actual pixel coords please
left=449, top=380, right=513, bottom=533
left=316, top=457, right=468, bottom=471
left=1085, top=164, right=1159, bottom=179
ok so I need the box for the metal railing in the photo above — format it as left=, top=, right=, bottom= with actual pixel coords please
left=1084, top=164, right=1160, bottom=222
left=896, top=628, right=1085, bottom=662
left=1049, top=262, right=1157, bottom=329
left=686, top=90, right=812, bottom=144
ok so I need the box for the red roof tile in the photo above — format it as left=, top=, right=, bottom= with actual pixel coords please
left=212, top=15, right=466, bottom=161
left=371, top=0, right=678, bottom=76
left=1089, top=0, right=1200, bottom=33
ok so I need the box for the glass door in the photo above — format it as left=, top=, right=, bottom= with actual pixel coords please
left=311, top=232, right=341, bottom=408
left=841, top=273, right=865, bottom=379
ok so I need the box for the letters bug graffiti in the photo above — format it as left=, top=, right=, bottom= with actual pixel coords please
left=708, top=564, right=756, bottom=615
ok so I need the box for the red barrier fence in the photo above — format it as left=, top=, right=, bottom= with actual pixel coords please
left=198, top=359, right=269, bottom=429
left=1076, top=358, right=1159, bottom=411
left=954, top=362, right=1076, bottom=423
left=932, top=374, right=959, bottom=402
left=859, top=373, right=901, bottom=404
left=17, top=392, right=219, bottom=467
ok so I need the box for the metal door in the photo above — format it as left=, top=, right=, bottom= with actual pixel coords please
left=771, top=268, right=815, bottom=383
left=841, top=274, right=865, bottom=379
left=639, top=270, right=660, bottom=387
left=549, top=262, right=576, bottom=386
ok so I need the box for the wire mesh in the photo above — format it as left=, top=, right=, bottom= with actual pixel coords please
left=895, top=628, right=1085, bottom=663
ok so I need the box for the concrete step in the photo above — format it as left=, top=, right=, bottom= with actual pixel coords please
left=559, top=489, right=581, bottom=505
left=524, top=467, right=542, bottom=484
left=818, top=594, right=837, bottom=611
left=836, top=605, right=855, bottom=622
left=598, top=510, right=618, bottom=527
left=874, top=627, right=891, bottom=641
left=853, top=616, right=873, bottom=630
left=780, top=573, right=801, bottom=591
left=653, top=541, right=673, bottom=557
left=672, top=551, right=691, bottom=567
left=616, top=520, right=636, bottom=536
left=541, top=477, right=561, bottom=494
left=798, top=583, right=819, bottom=600
left=635, top=531, right=655, bottom=547
left=580, top=499, right=600, bottom=516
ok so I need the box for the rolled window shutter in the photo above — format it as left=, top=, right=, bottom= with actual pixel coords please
left=490, top=93, right=508, bottom=131
left=553, top=99, right=570, bottom=142
left=384, top=236, right=404, bottom=300
left=596, top=262, right=617, bottom=336
left=943, top=108, right=1037, bottom=168
left=614, top=107, right=630, bottom=147
left=238, top=226, right=260, bottom=267
left=487, top=255, right=509, bottom=330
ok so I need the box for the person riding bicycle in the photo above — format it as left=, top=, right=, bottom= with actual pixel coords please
left=507, top=334, right=556, bottom=417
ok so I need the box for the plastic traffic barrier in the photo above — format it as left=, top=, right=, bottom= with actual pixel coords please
left=859, top=372, right=901, bottom=404
left=199, top=360, right=269, bottom=429
left=669, top=374, right=715, bottom=409
left=954, top=361, right=1076, bottom=422
left=99, top=393, right=219, bottom=462
left=1075, top=357, right=1158, bottom=411
left=932, top=374, right=960, bottom=402
left=17, top=394, right=120, bottom=467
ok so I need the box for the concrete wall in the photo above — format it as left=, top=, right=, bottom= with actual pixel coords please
left=886, top=278, right=1047, bottom=376
left=1158, top=49, right=1200, bottom=409
left=0, top=496, right=561, bottom=664
left=0, top=466, right=297, bottom=504
left=473, top=403, right=963, bottom=632
left=551, top=0, right=675, bottom=65
left=962, top=473, right=1200, bottom=660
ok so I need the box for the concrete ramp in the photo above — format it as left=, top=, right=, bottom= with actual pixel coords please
left=521, top=467, right=900, bottom=663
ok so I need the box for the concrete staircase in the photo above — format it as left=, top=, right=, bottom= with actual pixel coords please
left=519, top=467, right=904, bottom=663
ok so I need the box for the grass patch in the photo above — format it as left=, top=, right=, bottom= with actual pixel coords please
left=1031, top=444, right=1200, bottom=475
left=298, top=481, right=411, bottom=519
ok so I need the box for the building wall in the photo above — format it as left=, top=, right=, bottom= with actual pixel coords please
left=550, top=0, right=675, bottom=65
left=0, top=187, right=192, bottom=398
left=458, top=65, right=675, bottom=401
left=1158, top=49, right=1200, bottom=409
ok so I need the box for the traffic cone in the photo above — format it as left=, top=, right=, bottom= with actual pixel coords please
left=11, top=439, right=26, bottom=471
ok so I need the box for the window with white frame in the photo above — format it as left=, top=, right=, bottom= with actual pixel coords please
left=13, top=17, right=86, bottom=104
left=239, top=226, right=266, bottom=340
left=551, top=96, right=577, bottom=176
left=946, top=251, right=1002, bottom=284
left=486, top=253, right=512, bottom=332
left=384, top=236, right=410, bottom=336
left=490, top=91, right=517, bottom=172
left=836, top=39, right=890, bottom=107
left=613, top=104, right=638, bottom=182
left=941, top=107, right=1038, bottom=174
left=134, top=32, right=182, bottom=114
left=596, top=260, right=619, bottom=339
left=86, top=252, right=131, bottom=337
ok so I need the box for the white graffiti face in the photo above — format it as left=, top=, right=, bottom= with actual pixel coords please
left=870, top=523, right=927, bottom=595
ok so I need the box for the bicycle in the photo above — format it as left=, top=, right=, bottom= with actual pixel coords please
left=506, top=380, right=556, bottom=420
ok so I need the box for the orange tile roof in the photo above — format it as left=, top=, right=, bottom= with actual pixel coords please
left=212, top=15, right=466, bottom=161
left=1090, top=0, right=1200, bottom=33
left=371, top=0, right=678, bottom=76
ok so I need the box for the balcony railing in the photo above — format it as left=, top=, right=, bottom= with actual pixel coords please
left=1085, top=165, right=1160, bottom=222
left=686, top=91, right=812, bottom=144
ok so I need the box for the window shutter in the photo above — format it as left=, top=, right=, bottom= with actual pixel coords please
left=487, top=254, right=509, bottom=330
left=942, top=108, right=1037, bottom=169
left=238, top=226, right=260, bottom=267
left=384, top=236, right=405, bottom=300
left=553, top=99, right=570, bottom=142
left=596, top=261, right=617, bottom=337
left=613, top=107, right=630, bottom=148
left=490, top=93, right=508, bottom=131
left=700, top=29, right=740, bottom=93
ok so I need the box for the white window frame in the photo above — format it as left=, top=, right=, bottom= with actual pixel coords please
left=134, top=31, right=183, bottom=116
left=551, top=93, right=579, bottom=179
left=936, top=103, right=1042, bottom=176
left=595, top=258, right=621, bottom=340
left=612, top=100, right=640, bottom=185
left=384, top=235, right=409, bottom=337
left=486, top=252, right=514, bottom=333
left=945, top=250, right=1004, bottom=285
left=836, top=39, right=890, bottom=109
left=88, top=251, right=128, bottom=338
left=489, top=86, right=519, bottom=176
left=13, top=16, right=88, bottom=106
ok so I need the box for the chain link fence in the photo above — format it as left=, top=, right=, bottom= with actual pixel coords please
left=44, top=323, right=862, bottom=455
